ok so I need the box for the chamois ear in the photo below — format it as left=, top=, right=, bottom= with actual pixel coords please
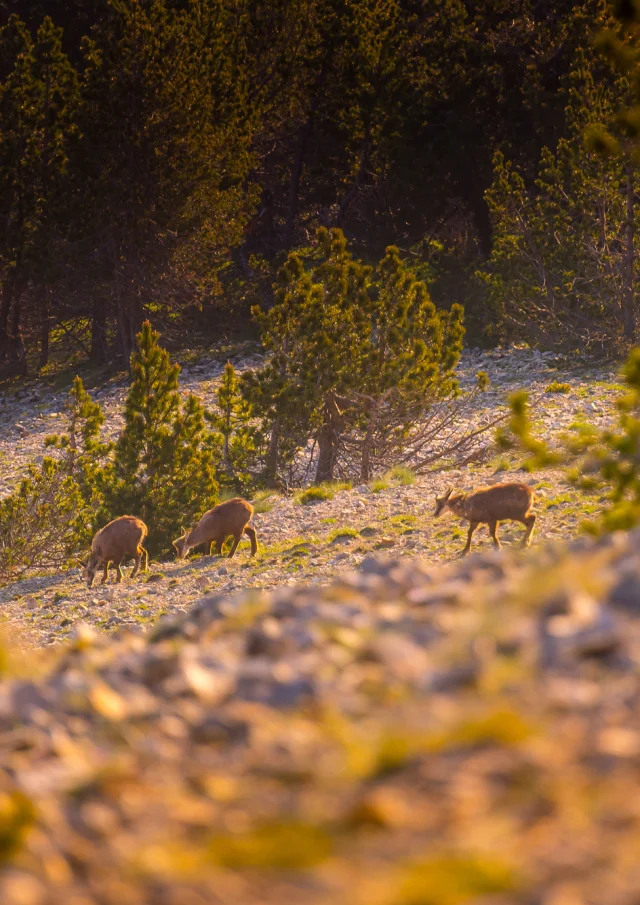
left=444, top=487, right=453, bottom=500
left=181, top=525, right=186, bottom=536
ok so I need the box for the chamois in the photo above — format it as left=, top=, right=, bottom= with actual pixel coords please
left=84, top=516, right=149, bottom=587
left=173, top=498, right=258, bottom=560
left=434, top=482, right=536, bottom=555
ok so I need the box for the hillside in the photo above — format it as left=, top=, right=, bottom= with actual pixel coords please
left=0, top=345, right=622, bottom=648
left=1, top=519, right=640, bottom=904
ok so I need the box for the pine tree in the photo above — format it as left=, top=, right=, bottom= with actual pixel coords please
left=479, top=54, right=637, bottom=351
left=44, top=376, right=110, bottom=517
left=207, top=362, right=257, bottom=489
left=104, top=322, right=219, bottom=556
left=73, top=0, right=257, bottom=361
left=245, top=228, right=465, bottom=483
left=353, top=247, right=464, bottom=480
left=0, top=14, right=79, bottom=372
left=0, top=457, right=86, bottom=580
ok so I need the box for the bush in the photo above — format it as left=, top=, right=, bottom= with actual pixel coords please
left=546, top=381, right=571, bottom=394
left=245, top=229, right=465, bottom=485
left=102, top=322, right=219, bottom=556
left=0, top=458, right=87, bottom=581
left=207, top=362, right=257, bottom=491
left=498, top=348, right=640, bottom=532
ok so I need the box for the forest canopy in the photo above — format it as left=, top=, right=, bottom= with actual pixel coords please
left=0, top=0, right=638, bottom=369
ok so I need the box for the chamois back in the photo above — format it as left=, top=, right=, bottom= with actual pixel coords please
left=434, top=482, right=536, bottom=555
left=173, top=498, right=257, bottom=559
left=84, top=516, right=148, bottom=586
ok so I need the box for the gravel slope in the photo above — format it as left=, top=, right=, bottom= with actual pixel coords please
left=0, top=344, right=623, bottom=648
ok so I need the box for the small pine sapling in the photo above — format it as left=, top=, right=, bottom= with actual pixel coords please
left=104, top=322, right=219, bottom=556
left=207, top=362, right=257, bottom=489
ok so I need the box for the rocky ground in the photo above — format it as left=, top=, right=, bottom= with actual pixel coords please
left=0, top=343, right=623, bottom=648
left=0, top=344, right=636, bottom=904
left=2, top=528, right=640, bottom=904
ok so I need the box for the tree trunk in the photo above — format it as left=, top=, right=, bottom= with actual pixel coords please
left=283, top=118, right=314, bottom=251
left=315, top=394, right=345, bottom=484
left=9, top=293, right=27, bottom=376
left=90, top=298, right=107, bottom=364
left=360, top=397, right=379, bottom=482
left=0, top=282, right=13, bottom=363
left=116, top=292, right=131, bottom=363
left=623, top=160, right=637, bottom=342
left=129, top=289, right=143, bottom=354
left=264, top=416, right=281, bottom=486
left=39, top=291, right=50, bottom=370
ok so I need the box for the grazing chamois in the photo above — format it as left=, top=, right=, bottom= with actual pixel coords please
left=172, top=498, right=258, bottom=560
left=434, top=482, right=536, bottom=555
left=84, top=516, right=149, bottom=587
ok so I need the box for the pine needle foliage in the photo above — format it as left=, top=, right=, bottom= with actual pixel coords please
left=497, top=348, right=640, bottom=531
left=45, top=376, right=110, bottom=508
left=207, top=362, right=257, bottom=491
left=0, top=458, right=86, bottom=580
left=244, top=228, right=464, bottom=484
left=104, top=322, right=219, bottom=556
left=479, top=53, right=637, bottom=351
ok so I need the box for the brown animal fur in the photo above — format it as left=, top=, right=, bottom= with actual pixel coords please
left=172, top=498, right=258, bottom=560
left=84, top=516, right=149, bottom=587
left=434, top=482, right=536, bottom=555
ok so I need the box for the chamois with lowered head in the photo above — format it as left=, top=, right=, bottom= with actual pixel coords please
left=173, top=498, right=258, bottom=560
left=434, top=482, right=536, bottom=555
left=84, top=516, right=149, bottom=587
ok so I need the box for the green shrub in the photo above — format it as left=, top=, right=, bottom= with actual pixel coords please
left=102, top=322, right=219, bottom=557
left=207, top=362, right=257, bottom=491
left=295, top=481, right=351, bottom=504
left=385, top=465, right=417, bottom=486
left=328, top=526, right=358, bottom=542
left=498, top=349, right=640, bottom=532
left=546, top=381, right=571, bottom=394
left=0, top=458, right=87, bottom=581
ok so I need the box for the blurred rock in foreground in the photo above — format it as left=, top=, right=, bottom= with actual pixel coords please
left=2, top=531, right=640, bottom=904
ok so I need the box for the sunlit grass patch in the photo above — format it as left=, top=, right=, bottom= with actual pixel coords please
left=328, top=526, right=359, bottom=543
left=370, top=466, right=417, bottom=494
left=546, top=380, right=571, bottom=394
left=490, top=455, right=512, bottom=472
left=295, top=481, right=352, bottom=505
left=385, top=465, right=417, bottom=486
left=251, top=489, right=278, bottom=514
left=388, top=514, right=417, bottom=527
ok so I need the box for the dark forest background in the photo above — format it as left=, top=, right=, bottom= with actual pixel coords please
left=0, top=0, right=634, bottom=375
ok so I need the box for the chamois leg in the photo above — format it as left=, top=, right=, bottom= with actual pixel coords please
left=208, top=541, right=215, bottom=556
left=140, top=546, right=149, bottom=572
left=115, top=560, right=124, bottom=583
left=101, top=562, right=110, bottom=585
left=244, top=525, right=258, bottom=556
left=131, top=551, right=143, bottom=579
left=215, top=539, right=223, bottom=556
left=489, top=520, right=501, bottom=549
left=521, top=513, right=536, bottom=548
left=462, top=521, right=479, bottom=555
left=228, top=533, right=242, bottom=558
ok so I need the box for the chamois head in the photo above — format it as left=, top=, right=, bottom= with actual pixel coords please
left=83, top=553, right=100, bottom=588
left=434, top=487, right=453, bottom=517
left=172, top=526, right=190, bottom=560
